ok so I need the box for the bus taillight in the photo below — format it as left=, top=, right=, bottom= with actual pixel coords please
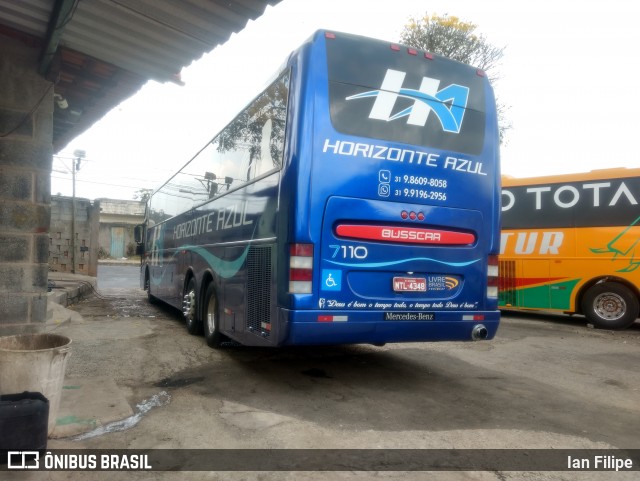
left=487, top=255, right=499, bottom=298
left=289, top=244, right=313, bottom=294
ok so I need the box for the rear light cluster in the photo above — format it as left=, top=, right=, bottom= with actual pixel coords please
left=487, top=255, right=499, bottom=299
left=325, top=32, right=439, bottom=62
left=336, top=224, right=475, bottom=246
left=289, top=244, right=313, bottom=294
left=391, top=43, right=434, bottom=60
left=401, top=210, right=425, bottom=221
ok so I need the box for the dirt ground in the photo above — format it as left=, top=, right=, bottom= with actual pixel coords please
left=5, top=276, right=640, bottom=480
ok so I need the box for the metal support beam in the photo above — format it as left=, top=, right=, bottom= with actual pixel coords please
left=38, top=0, right=78, bottom=77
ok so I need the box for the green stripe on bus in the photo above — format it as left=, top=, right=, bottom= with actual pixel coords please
left=500, top=279, right=581, bottom=310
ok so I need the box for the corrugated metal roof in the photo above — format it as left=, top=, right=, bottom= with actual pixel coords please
left=0, top=0, right=282, bottom=151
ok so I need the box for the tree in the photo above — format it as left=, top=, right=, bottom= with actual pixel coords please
left=400, top=13, right=510, bottom=143
left=133, top=188, right=153, bottom=203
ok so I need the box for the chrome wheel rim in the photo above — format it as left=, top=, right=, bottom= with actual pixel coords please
left=593, top=292, right=626, bottom=321
left=183, top=289, right=195, bottom=320
left=207, top=294, right=217, bottom=333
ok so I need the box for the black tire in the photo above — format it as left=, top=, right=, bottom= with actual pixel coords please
left=581, top=282, right=639, bottom=330
left=145, top=270, right=158, bottom=305
left=183, top=278, right=202, bottom=335
left=203, top=283, right=224, bottom=348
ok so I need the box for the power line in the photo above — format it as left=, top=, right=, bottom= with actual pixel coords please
left=53, top=154, right=179, bottom=174
left=50, top=175, right=149, bottom=190
left=54, top=154, right=98, bottom=163
left=52, top=170, right=166, bottom=185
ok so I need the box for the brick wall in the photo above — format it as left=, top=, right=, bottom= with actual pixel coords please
left=49, top=196, right=100, bottom=276
left=0, top=35, right=54, bottom=334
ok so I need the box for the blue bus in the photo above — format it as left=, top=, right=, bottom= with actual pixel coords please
left=136, top=30, right=501, bottom=348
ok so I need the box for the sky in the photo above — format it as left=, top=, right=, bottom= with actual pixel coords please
left=52, top=0, right=640, bottom=201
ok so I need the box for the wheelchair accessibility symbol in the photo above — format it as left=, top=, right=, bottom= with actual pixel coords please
left=321, top=269, right=342, bottom=291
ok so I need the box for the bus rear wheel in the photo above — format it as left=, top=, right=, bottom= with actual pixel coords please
left=183, top=278, right=202, bottom=335
left=581, top=282, right=639, bottom=330
left=203, top=283, right=224, bottom=348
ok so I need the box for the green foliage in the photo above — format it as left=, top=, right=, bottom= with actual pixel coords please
left=400, top=13, right=510, bottom=143
left=133, top=188, right=153, bottom=203
left=401, top=14, right=503, bottom=78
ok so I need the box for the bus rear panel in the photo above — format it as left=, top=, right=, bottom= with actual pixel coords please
left=278, top=31, right=500, bottom=345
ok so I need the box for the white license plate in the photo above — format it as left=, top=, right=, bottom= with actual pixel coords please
left=393, top=277, right=426, bottom=292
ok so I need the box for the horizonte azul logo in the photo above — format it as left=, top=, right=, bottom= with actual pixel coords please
left=346, top=69, right=470, bottom=133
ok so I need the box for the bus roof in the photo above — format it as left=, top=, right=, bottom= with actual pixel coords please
left=502, top=167, right=640, bottom=187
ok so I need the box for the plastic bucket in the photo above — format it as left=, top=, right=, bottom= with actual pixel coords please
left=0, top=334, right=71, bottom=435
left=0, top=392, right=49, bottom=459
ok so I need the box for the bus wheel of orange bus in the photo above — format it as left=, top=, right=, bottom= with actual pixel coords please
left=581, top=282, right=639, bottom=330
left=183, top=278, right=203, bottom=335
left=203, top=283, right=223, bottom=348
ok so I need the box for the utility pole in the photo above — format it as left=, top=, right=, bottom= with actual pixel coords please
left=71, top=149, right=85, bottom=273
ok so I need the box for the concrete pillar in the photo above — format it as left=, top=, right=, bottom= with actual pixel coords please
left=0, top=35, right=54, bottom=335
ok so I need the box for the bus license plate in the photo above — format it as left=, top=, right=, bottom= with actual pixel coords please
left=393, top=277, right=426, bottom=292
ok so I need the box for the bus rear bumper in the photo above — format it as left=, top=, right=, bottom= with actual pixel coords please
left=278, top=309, right=500, bottom=346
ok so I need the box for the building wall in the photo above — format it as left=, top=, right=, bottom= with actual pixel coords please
left=98, top=223, right=137, bottom=258
left=97, top=199, right=144, bottom=258
left=0, top=35, right=53, bottom=335
left=49, top=196, right=100, bottom=276
left=97, top=198, right=145, bottom=217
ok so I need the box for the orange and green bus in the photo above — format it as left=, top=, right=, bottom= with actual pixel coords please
left=499, top=168, right=640, bottom=329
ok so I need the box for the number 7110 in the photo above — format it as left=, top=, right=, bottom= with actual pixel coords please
left=329, top=244, right=368, bottom=259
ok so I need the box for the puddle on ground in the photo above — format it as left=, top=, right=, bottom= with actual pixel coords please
left=154, top=376, right=205, bottom=388
left=74, top=391, right=170, bottom=441
left=74, top=296, right=168, bottom=320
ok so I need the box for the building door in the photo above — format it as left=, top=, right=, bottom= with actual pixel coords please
left=110, top=227, right=125, bottom=258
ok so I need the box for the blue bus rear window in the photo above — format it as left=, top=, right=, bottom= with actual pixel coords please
left=326, top=33, right=486, bottom=155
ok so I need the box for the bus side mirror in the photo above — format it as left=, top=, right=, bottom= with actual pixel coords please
left=134, top=224, right=144, bottom=244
